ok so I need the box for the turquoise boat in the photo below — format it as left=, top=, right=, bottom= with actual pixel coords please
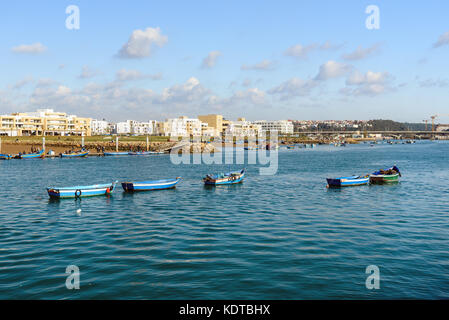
left=0, top=154, right=12, bottom=160
left=104, top=152, right=129, bottom=156
left=47, top=181, right=118, bottom=199
left=128, top=151, right=152, bottom=155
left=203, top=169, right=245, bottom=185
left=122, top=177, right=181, bottom=192
left=17, top=149, right=45, bottom=159
left=327, top=175, right=370, bottom=188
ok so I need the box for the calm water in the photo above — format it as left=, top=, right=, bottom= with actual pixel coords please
left=1, top=141, right=449, bottom=299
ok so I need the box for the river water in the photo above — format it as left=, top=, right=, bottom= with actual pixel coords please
left=0, top=141, right=448, bottom=299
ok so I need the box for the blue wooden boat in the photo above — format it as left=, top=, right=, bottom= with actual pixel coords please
left=286, top=145, right=295, bottom=149
left=47, top=181, right=118, bottom=199
left=326, top=175, right=370, bottom=188
left=128, top=151, right=152, bottom=155
left=203, top=169, right=245, bottom=185
left=61, top=150, right=89, bottom=158
left=17, top=149, right=45, bottom=159
left=0, top=154, right=12, bottom=160
left=104, top=151, right=130, bottom=156
left=122, top=177, right=181, bottom=192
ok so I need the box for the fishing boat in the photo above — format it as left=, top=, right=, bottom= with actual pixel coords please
left=122, top=177, right=181, bottom=192
left=203, top=169, right=245, bottom=185
left=104, top=151, right=129, bottom=156
left=61, top=150, right=89, bottom=158
left=370, top=166, right=401, bottom=184
left=326, top=175, right=370, bottom=188
left=128, top=151, right=152, bottom=155
left=286, top=145, right=295, bottom=149
left=17, top=149, right=45, bottom=159
left=0, top=154, right=12, bottom=160
left=47, top=181, right=118, bottom=199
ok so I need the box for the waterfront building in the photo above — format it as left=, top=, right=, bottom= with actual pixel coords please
left=157, top=116, right=203, bottom=137
left=224, top=120, right=261, bottom=137
left=0, top=109, right=91, bottom=136
left=91, top=119, right=110, bottom=135
left=253, top=120, right=294, bottom=134
left=198, top=114, right=223, bottom=136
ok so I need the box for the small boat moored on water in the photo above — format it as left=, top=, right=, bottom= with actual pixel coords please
left=16, top=149, right=45, bottom=159
left=370, top=166, right=401, bottom=184
left=203, top=169, right=245, bottom=185
left=104, top=151, right=130, bottom=156
left=0, top=154, right=12, bottom=160
left=47, top=181, right=118, bottom=199
left=128, top=151, right=152, bottom=156
left=122, top=177, right=181, bottom=192
left=60, top=150, right=89, bottom=158
left=327, top=175, right=370, bottom=188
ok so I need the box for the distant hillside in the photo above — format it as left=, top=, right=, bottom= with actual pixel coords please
left=367, top=120, right=427, bottom=131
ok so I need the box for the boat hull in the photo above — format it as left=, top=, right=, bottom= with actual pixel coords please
left=18, top=150, right=45, bottom=159
left=104, top=152, right=129, bottom=156
left=327, top=176, right=369, bottom=187
left=61, top=151, right=89, bottom=158
left=47, top=182, right=117, bottom=199
left=122, top=178, right=181, bottom=192
left=203, top=170, right=245, bottom=185
left=369, top=174, right=399, bottom=184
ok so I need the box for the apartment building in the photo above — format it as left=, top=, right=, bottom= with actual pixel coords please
left=0, top=109, right=91, bottom=136
left=91, top=119, right=110, bottom=135
left=253, top=120, right=294, bottom=134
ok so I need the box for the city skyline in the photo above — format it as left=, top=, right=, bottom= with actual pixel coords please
left=1, top=1, right=449, bottom=122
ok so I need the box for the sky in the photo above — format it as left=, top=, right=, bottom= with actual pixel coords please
left=1, top=0, right=448, bottom=122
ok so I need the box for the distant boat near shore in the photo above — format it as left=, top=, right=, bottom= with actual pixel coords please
left=104, top=151, right=130, bottom=156
left=60, top=150, right=89, bottom=158
left=16, top=149, right=45, bottom=159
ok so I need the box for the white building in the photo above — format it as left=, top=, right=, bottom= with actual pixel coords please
left=113, top=120, right=158, bottom=135
left=91, top=119, right=110, bottom=135
left=224, top=120, right=261, bottom=137
left=159, top=117, right=203, bottom=137
left=253, top=120, right=294, bottom=135
left=132, top=120, right=157, bottom=135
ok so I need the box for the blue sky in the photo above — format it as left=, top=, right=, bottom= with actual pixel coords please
left=1, top=0, right=448, bottom=122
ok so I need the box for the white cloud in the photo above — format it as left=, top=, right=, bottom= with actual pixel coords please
left=118, top=27, right=168, bottom=58
left=79, top=66, right=100, bottom=79
left=201, top=51, right=221, bottom=68
left=314, top=61, right=352, bottom=80
left=241, top=60, right=274, bottom=71
left=116, top=69, right=162, bottom=81
left=12, top=43, right=47, bottom=54
left=346, top=70, right=391, bottom=85
left=284, top=41, right=340, bottom=59
left=12, top=76, right=34, bottom=89
left=433, top=31, right=449, bottom=48
left=419, top=78, right=448, bottom=88
left=342, top=70, right=394, bottom=96
left=342, top=43, right=381, bottom=61
left=268, top=78, right=317, bottom=100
